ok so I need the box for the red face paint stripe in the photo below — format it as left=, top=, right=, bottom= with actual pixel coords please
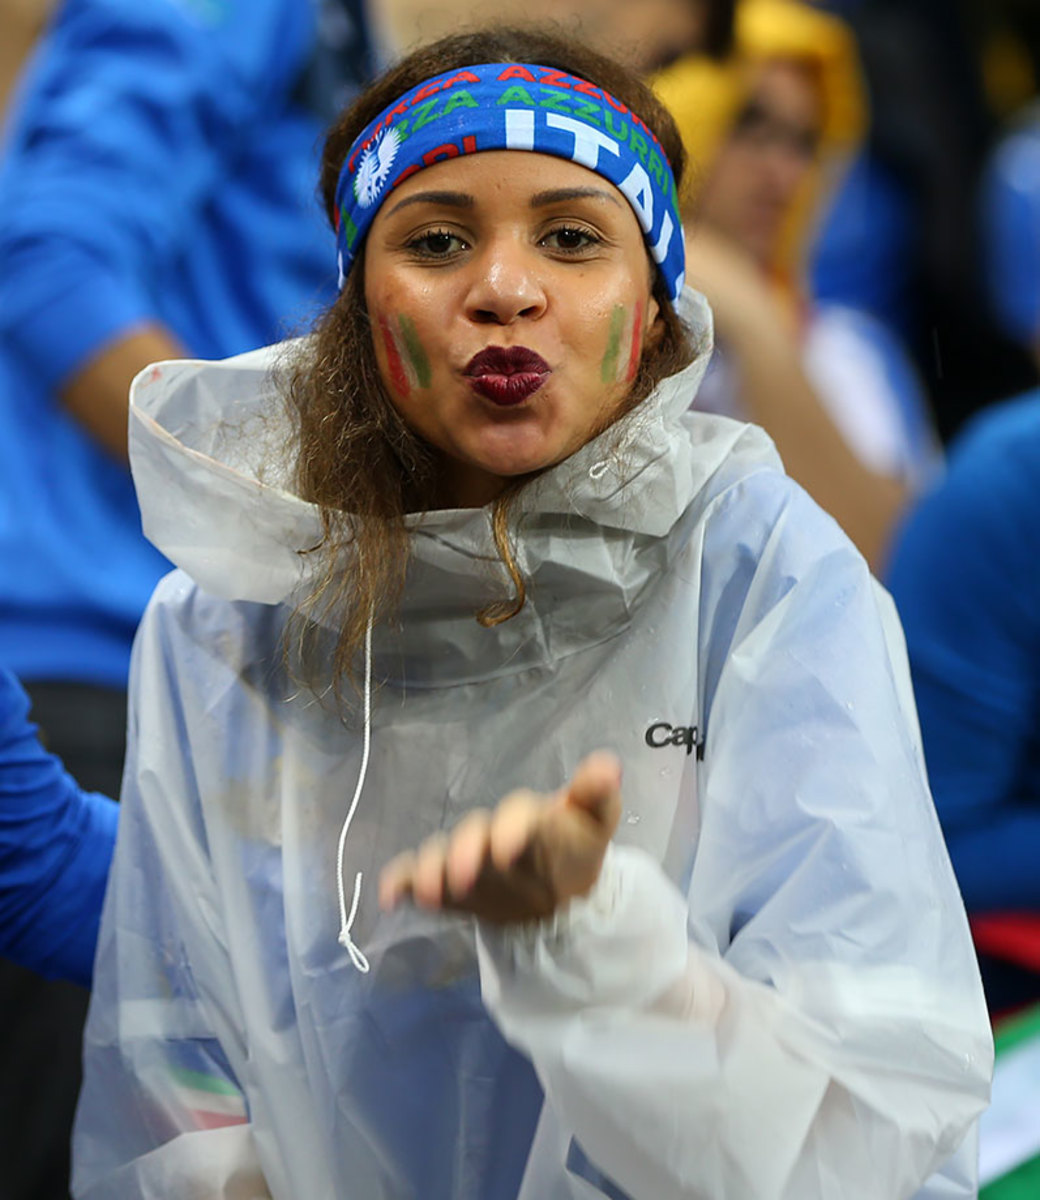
left=379, top=315, right=411, bottom=397
left=625, top=300, right=644, bottom=383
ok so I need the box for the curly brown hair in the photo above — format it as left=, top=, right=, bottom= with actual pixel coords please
left=284, top=27, right=696, bottom=694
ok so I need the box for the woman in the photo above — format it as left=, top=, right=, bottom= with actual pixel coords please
left=73, top=28, right=990, bottom=1200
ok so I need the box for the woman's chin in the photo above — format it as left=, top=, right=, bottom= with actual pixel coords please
left=458, top=437, right=564, bottom=485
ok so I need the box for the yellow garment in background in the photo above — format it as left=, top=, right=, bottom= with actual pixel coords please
left=652, top=0, right=866, bottom=295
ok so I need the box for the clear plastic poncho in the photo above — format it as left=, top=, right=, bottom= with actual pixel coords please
left=73, top=294, right=992, bottom=1199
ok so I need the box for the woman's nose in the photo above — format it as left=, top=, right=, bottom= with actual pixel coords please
left=464, top=239, right=548, bottom=325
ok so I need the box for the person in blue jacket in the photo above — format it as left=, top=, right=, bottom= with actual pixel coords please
left=0, top=669, right=115, bottom=989
left=0, top=669, right=118, bottom=1196
left=886, top=389, right=1040, bottom=1006
left=0, top=2, right=372, bottom=1194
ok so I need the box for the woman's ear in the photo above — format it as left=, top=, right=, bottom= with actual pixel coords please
left=643, top=292, right=664, bottom=350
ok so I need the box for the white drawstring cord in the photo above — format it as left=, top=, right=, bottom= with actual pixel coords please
left=336, top=616, right=373, bottom=973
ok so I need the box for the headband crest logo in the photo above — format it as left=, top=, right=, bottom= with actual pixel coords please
left=355, top=128, right=401, bottom=209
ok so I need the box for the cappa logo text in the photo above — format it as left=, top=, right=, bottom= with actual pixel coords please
left=645, top=722, right=704, bottom=759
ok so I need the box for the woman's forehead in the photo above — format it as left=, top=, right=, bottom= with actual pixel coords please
left=381, top=150, right=631, bottom=211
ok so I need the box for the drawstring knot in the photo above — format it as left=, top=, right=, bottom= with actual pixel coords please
left=335, top=615, right=373, bottom=974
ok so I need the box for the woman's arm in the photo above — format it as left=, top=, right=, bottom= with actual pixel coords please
left=0, top=668, right=117, bottom=987
left=473, top=486, right=991, bottom=1199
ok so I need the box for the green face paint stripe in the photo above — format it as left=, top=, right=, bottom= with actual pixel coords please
left=601, top=306, right=625, bottom=383
left=397, top=315, right=432, bottom=388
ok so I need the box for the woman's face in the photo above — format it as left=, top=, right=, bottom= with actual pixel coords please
left=363, top=150, right=662, bottom=508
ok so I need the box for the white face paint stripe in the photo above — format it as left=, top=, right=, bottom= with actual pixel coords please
left=504, top=109, right=535, bottom=151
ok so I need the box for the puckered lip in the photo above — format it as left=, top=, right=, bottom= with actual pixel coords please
left=463, top=345, right=551, bottom=377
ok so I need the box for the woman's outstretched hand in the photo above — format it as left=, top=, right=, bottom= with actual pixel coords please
left=378, top=752, right=623, bottom=925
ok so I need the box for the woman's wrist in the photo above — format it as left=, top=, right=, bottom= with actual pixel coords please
left=476, top=845, right=691, bottom=1013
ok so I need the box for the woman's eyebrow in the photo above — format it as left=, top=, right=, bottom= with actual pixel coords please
left=530, top=187, right=622, bottom=208
left=384, top=190, right=475, bottom=218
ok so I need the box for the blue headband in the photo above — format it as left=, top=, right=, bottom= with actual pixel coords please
left=334, top=62, right=686, bottom=302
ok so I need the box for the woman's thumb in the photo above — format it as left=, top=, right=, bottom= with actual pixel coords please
left=565, top=751, right=623, bottom=832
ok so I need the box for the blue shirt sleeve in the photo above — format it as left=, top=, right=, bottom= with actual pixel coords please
left=0, top=669, right=118, bottom=987
left=886, top=392, right=1040, bottom=912
left=0, top=0, right=315, bottom=389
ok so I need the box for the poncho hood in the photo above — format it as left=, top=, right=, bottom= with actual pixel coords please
left=129, top=290, right=782, bottom=683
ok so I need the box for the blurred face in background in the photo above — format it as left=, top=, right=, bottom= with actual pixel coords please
left=384, top=0, right=706, bottom=74
left=573, top=0, right=707, bottom=73
left=694, top=58, right=823, bottom=266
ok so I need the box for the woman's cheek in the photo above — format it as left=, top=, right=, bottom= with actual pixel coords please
left=375, top=311, right=433, bottom=399
left=599, top=301, right=645, bottom=385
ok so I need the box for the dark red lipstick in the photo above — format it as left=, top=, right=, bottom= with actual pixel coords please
left=463, top=346, right=551, bottom=406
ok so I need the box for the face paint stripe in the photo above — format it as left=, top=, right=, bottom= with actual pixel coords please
left=624, top=300, right=644, bottom=383
left=600, top=305, right=624, bottom=383
left=398, top=315, right=432, bottom=388
left=379, top=314, right=412, bottom=397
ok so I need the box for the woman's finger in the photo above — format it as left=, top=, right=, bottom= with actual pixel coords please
left=378, top=850, right=417, bottom=911
left=488, top=789, right=545, bottom=872
left=444, top=808, right=492, bottom=899
left=565, top=750, right=623, bottom=832
left=411, top=833, right=450, bottom=909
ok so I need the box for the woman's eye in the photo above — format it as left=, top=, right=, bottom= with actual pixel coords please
left=407, top=230, right=466, bottom=258
left=543, top=226, right=600, bottom=253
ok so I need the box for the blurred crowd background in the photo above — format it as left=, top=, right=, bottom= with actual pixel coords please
left=1, top=0, right=1039, bottom=1196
